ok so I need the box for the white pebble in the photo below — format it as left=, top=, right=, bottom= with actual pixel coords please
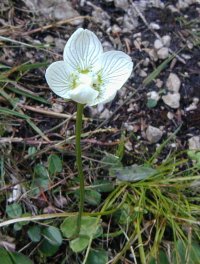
left=157, top=47, right=169, bottom=59
left=162, top=35, right=171, bottom=47
left=166, top=73, right=181, bottom=93
left=154, top=39, right=163, bottom=50
left=162, top=93, right=180, bottom=109
left=146, top=125, right=163, bottom=144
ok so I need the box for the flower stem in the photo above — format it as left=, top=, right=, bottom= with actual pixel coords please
left=75, top=103, right=85, bottom=235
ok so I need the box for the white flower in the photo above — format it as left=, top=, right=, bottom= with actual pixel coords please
left=45, top=28, right=133, bottom=106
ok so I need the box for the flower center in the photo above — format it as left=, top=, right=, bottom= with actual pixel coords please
left=78, top=73, right=94, bottom=87
left=72, top=71, right=102, bottom=91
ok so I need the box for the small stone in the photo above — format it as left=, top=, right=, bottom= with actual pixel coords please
left=125, top=140, right=133, bottom=151
left=187, top=41, right=194, bottom=49
left=141, top=40, right=150, bottom=48
left=112, top=24, right=121, bottom=34
left=162, top=35, right=171, bottom=47
left=23, top=0, right=83, bottom=24
left=44, top=35, right=54, bottom=43
left=167, top=4, right=179, bottom=13
left=155, top=79, right=163, bottom=88
left=176, top=0, right=190, bottom=9
left=123, top=8, right=139, bottom=31
left=134, top=39, right=141, bottom=50
left=147, top=91, right=160, bottom=102
left=139, top=69, right=147, bottom=77
left=52, top=103, right=64, bottom=113
left=143, top=58, right=150, bottom=66
left=181, top=54, right=192, bottom=60
left=147, top=49, right=158, bottom=61
left=92, top=8, right=110, bottom=28
left=55, top=38, right=66, bottom=51
left=149, top=22, right=160, bottom=30
left=166, top=73, right=181, bottom=93
left=8, top=184, right=21, bottom=203
left=188, top=136, right=200, bottom=150
left=193, top=97, right=199, bottom=104
left=114, top=0, right=129, bottom=10
left=185, top=97, right=199, bottom=111
left=146, top=125, right=163, bottom=144
left=154, top=39, right=163, bottom=50
left=133, top=32, right=142, bottom=38
left=102, top=41, right=113, bottom=52
left=124, top=123, right=134, bottom=132
left=167, top=112, right=174, bottom=120
left=162, top=93, right=180, bottom=109
left=157, top=47, right=169, bottom=59
left=100, top=109, right=112, bottom=119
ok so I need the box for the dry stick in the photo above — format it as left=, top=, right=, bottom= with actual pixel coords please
left=0, top=137, right=56, bottom=145
left=21, top=16, right=91, bottom=36
left=19, top=104, right=74, bottom=119
left=131, top=2, right=186, bottom=64
left=19, top=104, right=91, bottom=121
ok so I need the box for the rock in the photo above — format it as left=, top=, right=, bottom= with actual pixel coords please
left=157, top=47, right=169, bottom=59
left=139, top=69, right=147, bottom=77
left=176, top=0, right=195, bottom=10
left=155, top=79, right=163, bottom=88
left=162, top=93, right=180, bottom=109
left=125, top=140, right=133, bottom=151
left=149, top=22, right=160, bottom=30
left=154, top=39, right=163, bottom=50
left=147, top=49, right=158, bottom=61
left=186, top=97, right=199, bottom=111
left=114, top=0, right=129, bottom=10
left=181, top=54, right=192, bottom=60
left=143, top=57, right=150, bottom=66
left=8, top=184, right=21, bottom=203
left=133, top=32, right=142, bottom=38
left=166, top=73, right=181, bottom=93
left=167, top=112, right=174, bottom=120
left=92, top=8, right=110, bottom=28
left=124, top=123, right=134, bottom=132
left=112, top=24, right=121, bottom=34
left=22, top=0, right=83, bottom=24
left=188, top=136, right=200, bottom=150
left=167, top=4, right=180, bottom=13
left=162, top=35, right=171, bottom=47
left=146, top=125, right=163, bottom=144
left=52, top=103, right=64, bottom=113
left=123, top=8, right=139, bottom=32
left=100, top=109, right=112, bottom=119
left=55, top=38, right=66, bottom=51
left=142, top=40, right=150, bottom=48
left=44, top=35, right=54, bottom=43
left=102, top=41, right=113, bottom=52
left=147, top=91, right=160, bottom=102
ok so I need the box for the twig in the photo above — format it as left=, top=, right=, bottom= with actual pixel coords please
left=19, top=104, right=93, bottom=121
left=21, top=16, right=91, bottom=36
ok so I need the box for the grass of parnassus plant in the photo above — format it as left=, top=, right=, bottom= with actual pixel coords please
left=0, top=37, right=200, bottom=264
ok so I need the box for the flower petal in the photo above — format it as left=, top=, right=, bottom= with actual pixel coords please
left=98, top=51, right=133, bottom=90
left=45, top=61, right=71, bottom=99
left=68, top=85, right=99, bottom=105
left=63, top=28, right=103, bottom=72
left=88, top=85, right=117, bottom=106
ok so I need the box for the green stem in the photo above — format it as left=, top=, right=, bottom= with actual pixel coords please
left=75, top=103, right=85, bottom=235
